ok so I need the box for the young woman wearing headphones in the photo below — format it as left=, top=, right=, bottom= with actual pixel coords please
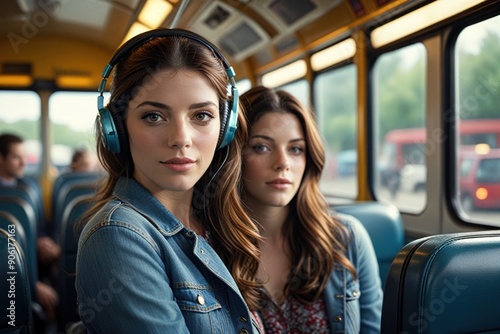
left=75, top=29, right=262, bottom=333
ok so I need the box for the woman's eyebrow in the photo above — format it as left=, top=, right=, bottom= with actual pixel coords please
left=250, top=134, right=273, bottom=141
left=189, top=101, right=218, bottom=110
left=136, top=100, right=168, bottom=109
left=135, top=100, right=218, bottom=110
left=249, top=135, right=305, bottom=143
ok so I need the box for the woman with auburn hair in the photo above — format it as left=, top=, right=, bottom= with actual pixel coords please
left=76, top=29, right=262, bottom=333
left=240, top=85, right=382, bottom=333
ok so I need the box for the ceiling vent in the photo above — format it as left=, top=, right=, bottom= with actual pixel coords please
left=189, top=1, right=269, bottom=62
left=250, top=0, right=342, bottom=36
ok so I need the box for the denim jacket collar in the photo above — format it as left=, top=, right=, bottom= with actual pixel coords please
left=113, top=177, right=184, bottom=235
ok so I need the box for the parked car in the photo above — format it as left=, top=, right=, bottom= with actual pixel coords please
left=400, top=164, right=426, bottom=192
left=336, top=149, right=357, bottom=177
left=459, top=149, right=500, bottom=211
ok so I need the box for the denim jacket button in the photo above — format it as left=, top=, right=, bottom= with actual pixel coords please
left=196, top=294, right=205, bottom=305
left=239, top=329, right=249, bottom=334
left=238, top=316, right=248, bottom=322
left=352, top=290, right=360, bottom=297
left=333, top=315, right=342, bottom=322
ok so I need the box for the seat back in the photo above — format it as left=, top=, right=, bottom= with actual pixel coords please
left=381, top=230, right=500, bottom=334
left=51, top=172, right=103, bottom=239
left=57, top=194, right=92, bottom=332
left=51, top=172, right=103, bottom=210
left=0, top=183, right=44, bottom=233
left=0, top=196, right=38, bottom=297
left=333, top=201, right=404, bottom=290
left=0, top=227, right=33, bottom=333
left=53, top=181, right=97, bottom=242
left=0, top=210, right=28, bottom=255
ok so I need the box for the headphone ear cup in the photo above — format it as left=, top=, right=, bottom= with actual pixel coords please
left=217, top=101, right=230, bottom=150
left=216, top=85, right=239, bottom=150
left=98, top=106, right=126, bottom=154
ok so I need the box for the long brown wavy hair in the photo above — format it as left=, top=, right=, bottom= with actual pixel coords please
left=81, top=29, right=262, bottom=310
left=240, top=85, right=357, bottom=305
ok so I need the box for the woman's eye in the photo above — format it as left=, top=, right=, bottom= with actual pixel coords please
left=141, top=112, right=163, bottom=123
left=194, top=112, right=214, bottom=122
left=252, top=144, right=269, bottom=153
left=291, top=146, right=304, bottom=154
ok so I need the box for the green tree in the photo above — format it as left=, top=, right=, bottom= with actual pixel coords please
left=375, top=43, right=426, bottom=141
left=457, top=31, right=500, bottom=120
left=315, top=64, right=357, bottom=152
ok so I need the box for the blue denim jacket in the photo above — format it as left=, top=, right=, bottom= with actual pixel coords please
left=325, top=213, right=383, bottom=333
left=76, top=177, right=261, bottom=334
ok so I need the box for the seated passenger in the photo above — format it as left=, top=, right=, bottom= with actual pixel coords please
left=239, top=86, right=383, bottom=333
left=0, top=133, right=26, bottom=187
left=75, top=29, right=262, bottom=333
left=66, top=148, right=100, bottom=173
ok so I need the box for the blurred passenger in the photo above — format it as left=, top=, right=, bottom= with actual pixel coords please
left=0, top=133, right=26, bottom=187
left=67, top=148, right=99, bottom=173
left=0, top=133, right=59, bottom=323
left=240, top=86, right=383, bottom=333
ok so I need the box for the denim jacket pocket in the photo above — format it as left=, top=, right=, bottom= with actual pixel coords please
left=345, top=280, right=361, bottom=333
left=175, top=285, right=231, bottom=333
left=175, top=285, right=222, bottom=312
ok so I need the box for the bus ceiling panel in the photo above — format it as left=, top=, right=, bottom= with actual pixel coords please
left=187, top=0, right=347, bottom=64
left=0, top=0, right=141, bottom=52
left=187, top=0, right=271, bottom=63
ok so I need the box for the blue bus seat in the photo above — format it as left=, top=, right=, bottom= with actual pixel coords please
left=20, top=177, right=45, bottom=225
left=332, top=201, right=404, bottom=290
left=0, top=183, right=45, bottom=234
left=53, top=181, right=99, bottom=242
left=0, top=210, right=28, bottom=255
left=0, top=227, right=33, bottom=333
left=57, top=194, right=92, bottom=332
left=381, top=230, right=500, bottom=334
left=51, top=172, right=103, bottom=237
left=51, top=172, right=103, bottom=208
left=0, top=196, right=38, bottom=298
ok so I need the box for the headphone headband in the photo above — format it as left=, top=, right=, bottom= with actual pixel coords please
left=97, top=28, right=239, bottom=153
left=98, top=28, right=236, bottom=99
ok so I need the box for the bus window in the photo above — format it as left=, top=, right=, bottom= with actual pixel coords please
left=49, top=92, right=108, bottom=172
left=236, top=78, right=252, bottom=95
left=373, top=43, right=427, bottom=213
left=280, top=79, right=310, bottom=108
left=455, top=14, right=500, bottom=227
left=315, top=64, right=357, bottom=198
left=0, top=90, right=41, bottom=176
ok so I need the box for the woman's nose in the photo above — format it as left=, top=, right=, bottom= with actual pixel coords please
left=273, top=149, right=290, bottom=171
left=168, top=119, right=192, bottom=148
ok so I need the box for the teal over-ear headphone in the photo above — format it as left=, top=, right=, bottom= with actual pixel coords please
left=97, top=28, right=239, bottom=153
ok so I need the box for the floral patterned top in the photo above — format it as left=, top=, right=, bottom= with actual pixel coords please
left=259, top=291, right=330, bottom=334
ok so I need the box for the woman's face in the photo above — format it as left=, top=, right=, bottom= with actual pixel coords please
left=243, top=112, right=307, bottom=208
left=126, top=69, right=220, bottom=195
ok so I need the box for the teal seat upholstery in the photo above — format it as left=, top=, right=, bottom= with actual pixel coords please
left=333, top=201, right=404, bottom=290
left=381, top=230, right=500, bottom=334
left=0, top=196, right=38, bottom=298
left=56, top=195, right=92, bottom=332
left=0, top=228, right=33, bottom=333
